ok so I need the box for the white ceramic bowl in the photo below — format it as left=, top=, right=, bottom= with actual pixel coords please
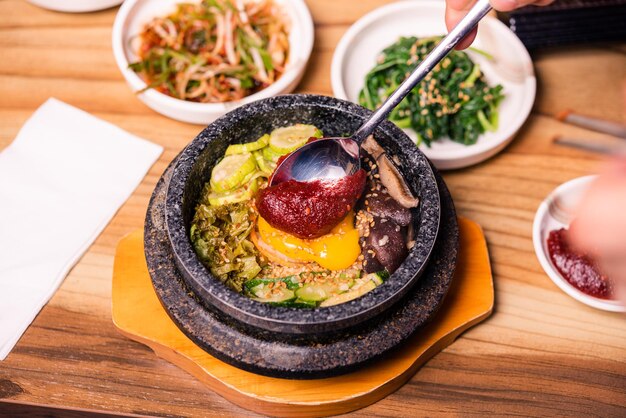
left=533, top=176, right=625, bottom=312
left=112, top=0, right=314, bottom=124
left=28, top=0, right=122, bottom=12
left=331, top=0, right=536, bottom=170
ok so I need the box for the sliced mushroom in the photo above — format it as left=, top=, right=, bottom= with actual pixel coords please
left=376, top=154, right=419, bottom=209
left=366, top=193, right=412, bottom=227
left=365, top=218, right=407, bottom=273
left=362, top=136, right=419, bottom=209
left=362, top=245, right=384, bottom=273
left=362, top=135, right=385, bottom=160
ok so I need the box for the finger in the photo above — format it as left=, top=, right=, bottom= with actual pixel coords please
left=445, top=0, right=473, bottom=30
left=445, top=0, right=478, bottom=50
left=455, top=27, right=478, bottom=50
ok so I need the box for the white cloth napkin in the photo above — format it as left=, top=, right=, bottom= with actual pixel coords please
left=0, top=98, right=163, bottom=360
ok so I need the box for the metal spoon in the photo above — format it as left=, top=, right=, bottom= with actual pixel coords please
left=270, top=0, right=492, bottom=186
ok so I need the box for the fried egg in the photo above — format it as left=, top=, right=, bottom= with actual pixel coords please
left=256, top=212, right=361, bottom=270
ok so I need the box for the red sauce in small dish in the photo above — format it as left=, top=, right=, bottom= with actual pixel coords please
left=547, top=228, right=613, bottom=299
left=256, top=169, right=367, bottom=239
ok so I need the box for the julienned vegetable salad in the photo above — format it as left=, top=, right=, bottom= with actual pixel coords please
left=129, top=0, right=290, bottom=103
left=190, top=124, right=416, bottom=308
left=359, top=36, right=505, bottom=146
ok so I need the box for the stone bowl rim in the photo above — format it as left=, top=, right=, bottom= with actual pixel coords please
left=163, top=94, right=441, bottom=334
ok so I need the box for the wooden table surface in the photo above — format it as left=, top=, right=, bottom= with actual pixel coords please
left=1, top=0, right=625, bottom=416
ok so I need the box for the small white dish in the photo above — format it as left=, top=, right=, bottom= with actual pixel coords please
left=112, top=0, right=314, bottom=124
left=533, top=176, right=625, bottom=312
left=331, top=0, right=536, bottom=170
left=28, top=0, right=122, bottom=13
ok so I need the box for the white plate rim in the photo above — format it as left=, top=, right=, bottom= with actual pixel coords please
left=532, top=175, right=625, bottom=312
left=27, top=0, right=123, bottom=13
left=330, top=0, right=536, bottom=170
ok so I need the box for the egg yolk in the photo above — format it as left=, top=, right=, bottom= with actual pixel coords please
left=256, top=212, right=361, bottom=270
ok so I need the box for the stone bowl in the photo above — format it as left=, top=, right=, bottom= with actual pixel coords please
left=163, top=94, right=440, bottom=335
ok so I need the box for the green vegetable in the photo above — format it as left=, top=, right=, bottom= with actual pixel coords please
left=250, top=285, right=295, bottom=303
left=207, top=175, right=259, bottom=206
left=244, top=275, right=302, bottom=292
left=190, top=199, right=263, bottom=292
left=296, top=283, right=338, bottom=302
left=268, top=124, right=323, bottom=154
left=210, top=152, right=256, bottom=193
left=320, top=281, right=376, bottom=307
left=225, top=134, right=270, bottom=155
left=241, top=270, right=382, bottom=308
left=320, top=271, right=387, bottom=307
left=358, top=36, right=504, bottom=146
left=253, top=150, right=274, bottom=175
left=262, top=145, right=283, bottom=162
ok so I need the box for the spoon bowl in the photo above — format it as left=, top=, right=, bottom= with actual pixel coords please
left=270, top=137, right=360, bottom=186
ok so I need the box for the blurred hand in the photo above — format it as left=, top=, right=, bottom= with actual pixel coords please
left=570, top=158, right=626, bottom=303
left=445, top=0, right=555, bottom=49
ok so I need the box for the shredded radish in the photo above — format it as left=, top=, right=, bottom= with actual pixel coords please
left=130, top=0, right=289, bottom=103
left=250, top=47, right=269, bottom=84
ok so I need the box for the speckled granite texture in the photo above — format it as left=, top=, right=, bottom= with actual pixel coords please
left=163, top=94, right=441, bottom=334
left=144, top=159, right=458, bottom=379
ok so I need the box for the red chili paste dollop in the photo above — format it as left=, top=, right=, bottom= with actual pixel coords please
left=547, top=228, right=613, bottom=299
left=256, top=170, right=367, bottom=239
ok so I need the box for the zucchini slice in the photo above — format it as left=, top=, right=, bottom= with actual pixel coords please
left=208, top=176, right=259, bottom=206
left=268, top=124, right=322, bottom=154
left=210, top=152, right=256, bottom=193
left=319, top=281, right=376, bottom=307
left=253, top=150, right=274, bottom=175
left=244, top=275, right=302, bottom=292
left=252, top=287, right=295, bottom=303
left=225, top=134, right=269, bottom=155
left=296, top=283, right=337, bottom=303
left=262, top=145, right=283, bottom=162
left=319, top=270, right=387, bottom=307
left=248, top=279, right=297, bottom=303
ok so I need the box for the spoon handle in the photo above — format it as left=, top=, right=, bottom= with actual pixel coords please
left=352, top=0, right=493, bottom=145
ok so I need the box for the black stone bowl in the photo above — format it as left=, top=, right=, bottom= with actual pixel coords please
left=164, top=94, right=440, bottom=335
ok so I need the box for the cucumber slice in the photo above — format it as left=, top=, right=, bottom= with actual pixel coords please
left=210, top=152, right=256, bottom=193
left=365, top=271, right=387, bottom=286
left=244, top=275, right=302, bottom=292
left=225, top=134, right=269, bottom=155
left=250, top=282, right=295, bottom=303
left=208, top=176, right=258, bottom=206
left=268, top=124, right=323, bottom=154
left=320, top=281, right=376, bottom=307
left=262, top=145, right=283, bottom=162
left=253, top=150, right=273, bottom=175
left=252, top=289, right=295, bottom=303
left=296, top=283, right=336, bottom=302
left=338, top=278, right=355, bottom=292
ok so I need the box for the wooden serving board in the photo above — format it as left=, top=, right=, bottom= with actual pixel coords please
left=111, top=217, right=493, bottom=417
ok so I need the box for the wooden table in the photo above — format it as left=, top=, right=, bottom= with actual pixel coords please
left=1, top=0, right=625, bottom=416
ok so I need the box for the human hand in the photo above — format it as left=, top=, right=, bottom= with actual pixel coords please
left=445, top=0, right=555, bottom=49
left=570, top=158, right=626, bottom=304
